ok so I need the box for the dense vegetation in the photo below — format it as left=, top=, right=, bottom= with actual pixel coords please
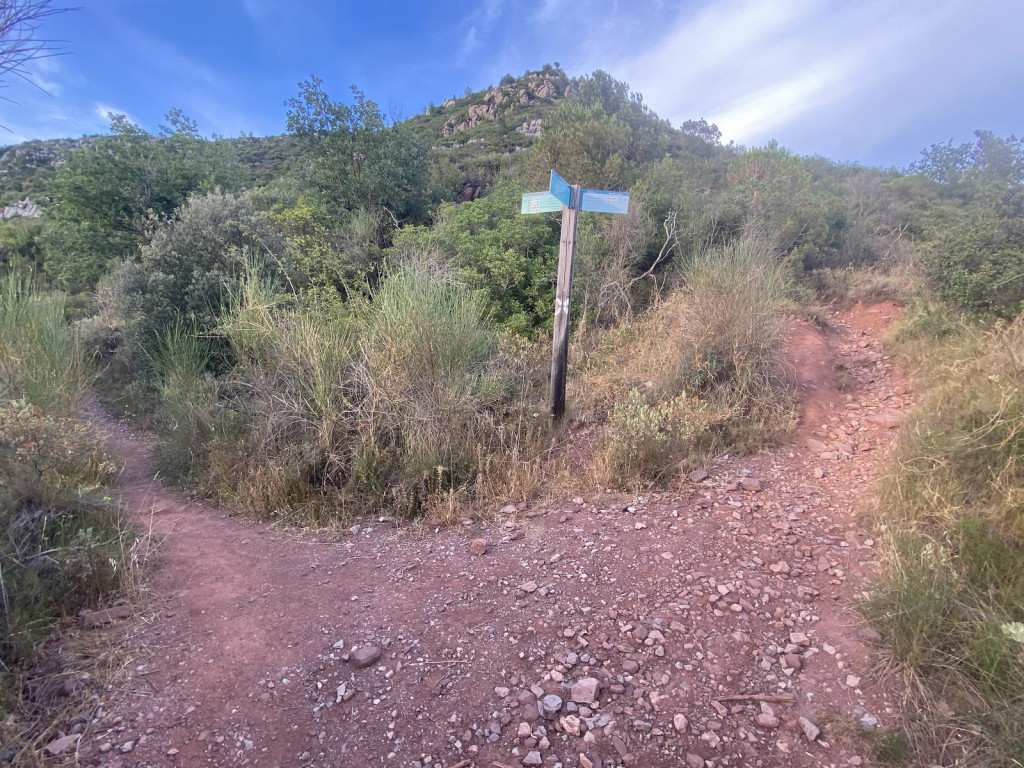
left=1, top=64, right=1022, bottom=764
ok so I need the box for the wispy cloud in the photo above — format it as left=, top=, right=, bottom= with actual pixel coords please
left=455, top=0, right=506, bottom=67
left=602, top=0, right=1024, bottom=161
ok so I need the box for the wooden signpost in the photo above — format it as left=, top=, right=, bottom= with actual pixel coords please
left=522, top=170, right=630, bottom=421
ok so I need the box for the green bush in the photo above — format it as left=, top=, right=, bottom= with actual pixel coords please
left=107, top=190, right=290, bottom=352
left=601, top=388, right=719, bottom=485
left=920, top=212, right=1024, bottom=319
left=391, top=181, right=560, bottom=336
left=656, top=235, right=795, bottom=442
left=196, top=261, right=524, bottom=521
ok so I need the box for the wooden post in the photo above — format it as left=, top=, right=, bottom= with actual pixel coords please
left=549, top=184, right=580, bottom=421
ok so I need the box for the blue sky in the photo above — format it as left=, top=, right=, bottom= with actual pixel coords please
left=2, top=0, right=1021, bottom=168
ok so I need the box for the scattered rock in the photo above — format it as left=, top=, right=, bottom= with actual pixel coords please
left=43, top=734, right=80, bottom=756
left=756, top=713, right=780, bottom=728
left=687, top=468, right=709, bottom=482
left=866, top=411, right=904, bottom=429
left=523, top=750, right=543, bottom=766
left=858, top=627, right=883, bottom=644
left=799, top=716, right=820, bottom=742
left=352, top=644, right=382, bottom=668
left=539, top=693, right=563, bottom=720
left=570, top=677, right=600, bottom=704
left=622, top=659, right=640, bottom=674
left=80, top=605, right=133, bottom=627
left=673, top=713, right=689, bottom=733
left=469, top=538, right=488, bottom=556
left=520, top=581, right=539, bottom=594
left=740, top=477, right=761, bottom=492
left=685, top=754, right=706, bottom=768
left=560, top=714, right=582, bottom=736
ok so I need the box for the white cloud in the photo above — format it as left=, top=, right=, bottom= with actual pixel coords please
left=604, top=0, right=1024, bottom=161
left=94, top=102, right=137, bottom=126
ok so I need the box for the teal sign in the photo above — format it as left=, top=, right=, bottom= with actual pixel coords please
left=521, top=191, right=563, bottom=214
left=580, top=188, right=630, bottom=214
left=549, top=169, right=573, bottom=208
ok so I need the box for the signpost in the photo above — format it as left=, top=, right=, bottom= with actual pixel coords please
left=521, top=170, right=630, bottom=420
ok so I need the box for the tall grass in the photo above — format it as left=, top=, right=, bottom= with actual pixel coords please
left=865, top=311, right=1024, bottom=766
left=0, top=276, right=136, bottom=761
left=151, top=321, right=219, bottom=482
left=0, top=273, right=90, bottom=415
left=188, top=261, right=541, bottom=522
left=582, top=235, right=795, bottom=486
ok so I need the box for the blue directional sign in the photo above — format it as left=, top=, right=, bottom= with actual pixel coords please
left=580, top=188, right=630, bottom=214
left=549, top=169, right=573, bottom=208
left=521, top=191, right=563, bottom=214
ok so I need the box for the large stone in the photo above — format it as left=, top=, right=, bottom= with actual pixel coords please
left=559, top=714, right=582, bottom=736
left=44, top=735, right=80, bottom=756
left=523, top=750, right=543, bottom=766
left=865, top=411, right=905, bottom=429
left=539, top=693, right=563, bottom=719
left=685, top=753, right=706, bottom=768
left=799, top=716, right=820, bottom=742
left=570, top=677, right=600, bottom=704
left=352, top=644, right=382, bottom=668
left=469, top=538, right=488, bottom=556
left=80, top=605, right=132, bottom=627
left=673, top=713, right=689, bottom=733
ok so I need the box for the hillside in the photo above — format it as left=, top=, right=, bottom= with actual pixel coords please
left=0, top=67, right=572, bottom=208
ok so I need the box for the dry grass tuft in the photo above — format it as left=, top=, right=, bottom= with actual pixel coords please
left=864, top=309, right=1024, bottom=766
left=576, top=235, right=796, bottom=487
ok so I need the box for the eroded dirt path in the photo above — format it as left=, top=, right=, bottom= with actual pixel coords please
left=81, top=303, right=910, bottom=768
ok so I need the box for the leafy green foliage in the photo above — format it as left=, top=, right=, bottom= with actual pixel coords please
left=273, top=200, right=385, bottom=310
left=530, top=70, right=674, bottom=189
left=0, top=272, right=89, bottom=415
left=108, top=190, right=289, bottom=350
left=920, top=212, right=1024, bottom=319
left=392, top=181, right=560, bottom=335
left=42, top=114, right=249, bottom=290
left=197, top=262, right=518, bottom=521
left=602, top=388, right=718, bottom=485
left=286, top=78, right=429, bottom=221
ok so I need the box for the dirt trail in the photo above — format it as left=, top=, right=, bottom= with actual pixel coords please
left=80, top=302, right=910, bottom=768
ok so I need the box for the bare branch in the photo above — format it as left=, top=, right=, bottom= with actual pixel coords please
left=0, top=1, right=73, bottom=88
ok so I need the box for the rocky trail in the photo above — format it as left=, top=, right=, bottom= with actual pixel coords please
left=76, top=303, right=910, bottom=768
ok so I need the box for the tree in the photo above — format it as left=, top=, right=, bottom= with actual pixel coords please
left=43, top=112, right=249, bottom=289
left=529, top=70, right=673, bottom=189
left=286, top=77, right=429, bottom=221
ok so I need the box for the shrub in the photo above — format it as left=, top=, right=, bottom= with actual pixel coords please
left=920, top=212, right=1024, bottom=319
left=199, top=261, right=529, bottom=521
left=600, top=388, right=721, bottom=486
left=150, top=322, right=220, bottom=482
left=582, top=235, right=794, bottom=486
left=107, top=190, right=290, bottom=352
